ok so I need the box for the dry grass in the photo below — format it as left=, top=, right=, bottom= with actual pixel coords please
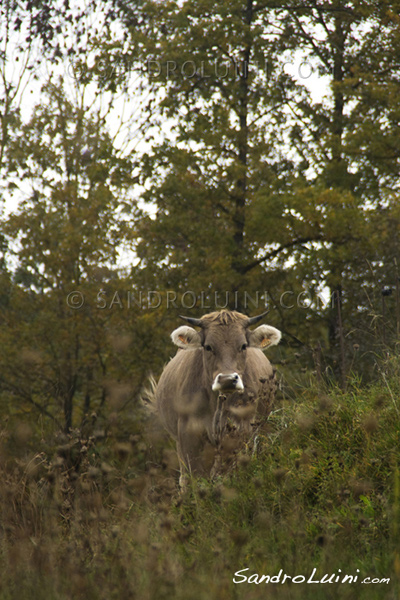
left=0, top=371, right=399, bottom=600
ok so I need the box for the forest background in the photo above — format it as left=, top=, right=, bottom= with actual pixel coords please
left=0, top=1, right=400, bottom=599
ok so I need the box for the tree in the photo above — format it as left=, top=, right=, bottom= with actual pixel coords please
left=107, top=0, right=400, bottom=383
left=279, top=0, right=400, bottom=378
left=107, top=0, right=324, bottom=299
left=0, top=79, right=138, bottom=431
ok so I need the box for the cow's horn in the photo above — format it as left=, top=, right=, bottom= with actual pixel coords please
left=179, top=315, right=203, bottom=327
left=246, top=310, right=269, bottom=327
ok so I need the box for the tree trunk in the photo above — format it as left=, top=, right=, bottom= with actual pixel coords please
left=231, top=0, right=253, bottom=305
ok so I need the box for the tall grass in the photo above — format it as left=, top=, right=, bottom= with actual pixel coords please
left=0, top=366, right=399, bottom=599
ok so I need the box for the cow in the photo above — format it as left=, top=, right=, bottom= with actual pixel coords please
left=153, top=309, right=281, bottom=488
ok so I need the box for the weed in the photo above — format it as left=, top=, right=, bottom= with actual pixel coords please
left=0, top=373, right=399, bottom=599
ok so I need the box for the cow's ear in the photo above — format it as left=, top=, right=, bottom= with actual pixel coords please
left=248, top=325, right=281, bottom=349
left=171, top=325, right=202, bottom=349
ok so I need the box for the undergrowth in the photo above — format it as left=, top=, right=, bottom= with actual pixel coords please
left=0, top=369, right=399, bottom=600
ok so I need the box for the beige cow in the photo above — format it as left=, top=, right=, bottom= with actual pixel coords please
left=153, top=310, right=281, bottom=487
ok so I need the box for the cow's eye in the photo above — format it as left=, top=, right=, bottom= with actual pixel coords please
left=241, top=343, right=248, bottom=352
left=204, top=344, right=213, bottom=352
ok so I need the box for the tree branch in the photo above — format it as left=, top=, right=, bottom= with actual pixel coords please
left=241, top=234, right=324, bottom=274
left=254, top=2, right=355, bottom=16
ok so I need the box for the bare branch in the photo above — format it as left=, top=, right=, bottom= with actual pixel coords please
left=241, top=234, right=324, bottom=273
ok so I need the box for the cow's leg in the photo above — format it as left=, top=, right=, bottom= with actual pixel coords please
left=176, top=417, right=208, bottom=488
left=176, top=439, right=190, bottom=490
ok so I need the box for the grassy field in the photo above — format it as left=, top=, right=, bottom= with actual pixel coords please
left=1, top=362, right=400, bottom=600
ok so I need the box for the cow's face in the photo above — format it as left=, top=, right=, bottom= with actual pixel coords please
left=171, top=317, right=281, bottom=394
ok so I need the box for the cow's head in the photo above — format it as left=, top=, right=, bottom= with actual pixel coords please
left=171, top=310, right=281, bottom=393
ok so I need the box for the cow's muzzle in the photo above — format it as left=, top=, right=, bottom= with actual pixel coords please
left=212, top=372, right=244, bottom=393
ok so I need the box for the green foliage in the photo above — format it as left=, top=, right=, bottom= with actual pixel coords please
left=4, top=80, right=134, bottom=288
left=101, top=0, right=400, bottom=380
left=0, top=80, right=146, bottom=432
